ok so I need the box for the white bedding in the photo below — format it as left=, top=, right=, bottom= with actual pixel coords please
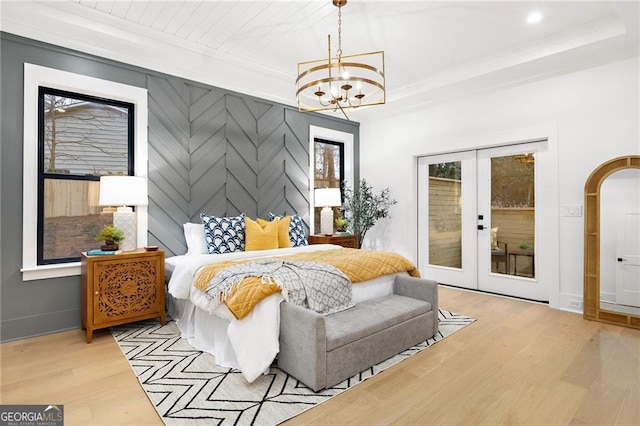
left=165, top=244, right=402, bottom=382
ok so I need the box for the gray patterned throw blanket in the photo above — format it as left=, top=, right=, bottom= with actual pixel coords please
left=204, top=258, right=354, bottom=315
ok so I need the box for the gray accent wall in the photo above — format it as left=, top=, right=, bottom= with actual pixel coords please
left=0, top=32, right=360, bottom=342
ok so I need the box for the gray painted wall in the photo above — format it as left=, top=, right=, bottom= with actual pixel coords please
left=0, top=32, right=360, bottom=342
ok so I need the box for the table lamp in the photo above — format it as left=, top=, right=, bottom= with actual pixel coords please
left=99, top=176, right=148, bottom=251
left=314, top=187, right=342, bottom=235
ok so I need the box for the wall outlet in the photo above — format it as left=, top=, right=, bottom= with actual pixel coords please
left=568, top=298, right=583, bottom=309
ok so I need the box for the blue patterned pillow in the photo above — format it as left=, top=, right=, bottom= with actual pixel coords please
left=268, top=213, right=308, bottom=247
left=200, top=213, right=246, bottom=254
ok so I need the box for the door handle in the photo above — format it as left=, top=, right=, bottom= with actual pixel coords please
left=477, top=225, right=486, bottom=230
left=617, top=257, right=626, bottom=262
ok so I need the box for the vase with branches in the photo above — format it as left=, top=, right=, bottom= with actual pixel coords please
left=343, top=179, right=397, bottom=248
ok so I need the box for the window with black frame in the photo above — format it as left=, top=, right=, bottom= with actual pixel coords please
left=37, top=87, right=134, bottom=265
left=313, top=138, right=345, bottom=232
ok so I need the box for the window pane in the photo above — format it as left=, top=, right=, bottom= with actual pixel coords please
left=490, top=153, right=535, bottom=277
left=428, top=161, right=462, bottom=268
left=314, top=140, right=343, bottom=232
left=42, top=179, right=113, bottom=261
left=314, top=141, right=341, bottom=185
left=43, top=93, right=129, bottom=176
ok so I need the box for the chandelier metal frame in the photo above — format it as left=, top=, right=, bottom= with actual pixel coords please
left=296, top=0, right=385, bottom=119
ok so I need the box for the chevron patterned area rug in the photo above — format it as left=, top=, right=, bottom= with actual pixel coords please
left=111, top=310, right=475, bottom=426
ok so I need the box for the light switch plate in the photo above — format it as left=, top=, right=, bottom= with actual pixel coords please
left=561, top=205, right=583, bottom=217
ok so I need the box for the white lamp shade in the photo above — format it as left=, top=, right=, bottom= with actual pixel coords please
left=314, top=187, right=341, bottom=207
left=99, top=176, right=148, bottom=207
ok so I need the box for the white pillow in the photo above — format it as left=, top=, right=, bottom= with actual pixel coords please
left=183, top=222, right=208, bottom=255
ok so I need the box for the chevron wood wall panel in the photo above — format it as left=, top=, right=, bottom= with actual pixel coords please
left=147, top=74, right=191, bottom=255
left=146, top=74, right=358, bottom=256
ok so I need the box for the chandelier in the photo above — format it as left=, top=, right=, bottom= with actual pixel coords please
left=296, top=0, right=385, bottom=119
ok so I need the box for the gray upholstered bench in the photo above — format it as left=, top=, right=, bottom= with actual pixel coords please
left=278, top=275, right=439, bottom=391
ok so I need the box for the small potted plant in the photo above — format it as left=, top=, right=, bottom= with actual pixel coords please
left=335, top=217, right=349, bottom=233
left=518, top=241, right=532, bottom=254
left=96, top=225, right=124, bottom=250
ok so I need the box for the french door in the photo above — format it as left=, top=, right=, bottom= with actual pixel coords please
left=418, top=142, right=549, bottom=301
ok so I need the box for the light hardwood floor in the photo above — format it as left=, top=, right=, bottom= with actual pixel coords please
left=2, top=286, right=639, bottom=425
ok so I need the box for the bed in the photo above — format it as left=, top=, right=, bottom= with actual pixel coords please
left=165, top=216, right=419, bottom=383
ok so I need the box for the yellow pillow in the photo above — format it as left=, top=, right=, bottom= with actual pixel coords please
left=257, top=216, right=291, bottom=248
left=245, top=217, right=279, bottom=251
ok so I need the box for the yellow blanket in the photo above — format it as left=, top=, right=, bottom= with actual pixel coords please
left=194, top=248, right=420, bottom=319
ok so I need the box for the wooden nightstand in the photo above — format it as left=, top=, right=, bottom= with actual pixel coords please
left=81, top=249, right=166, bottom=343
left=308, top=234, right=358, bottom=248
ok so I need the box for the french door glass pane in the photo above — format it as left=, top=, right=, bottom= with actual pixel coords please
left=490, top=153, right=535, bottom=277
left=429, top=161, right=462, bottom=268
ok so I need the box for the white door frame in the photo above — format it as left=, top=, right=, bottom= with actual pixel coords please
left=416, top=125, right=559, bottom=304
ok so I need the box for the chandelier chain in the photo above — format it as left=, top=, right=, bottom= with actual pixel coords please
left=337, top=5, right=343, bottom=61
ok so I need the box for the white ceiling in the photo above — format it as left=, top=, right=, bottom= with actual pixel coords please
left=1, top=1, right=638, bottom=121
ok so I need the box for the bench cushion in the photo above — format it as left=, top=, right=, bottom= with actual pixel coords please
left=324, top=295, right=432, bottom=351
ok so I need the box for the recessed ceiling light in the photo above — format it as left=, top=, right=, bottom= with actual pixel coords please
left=527, top=11, right=543, bottom=24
